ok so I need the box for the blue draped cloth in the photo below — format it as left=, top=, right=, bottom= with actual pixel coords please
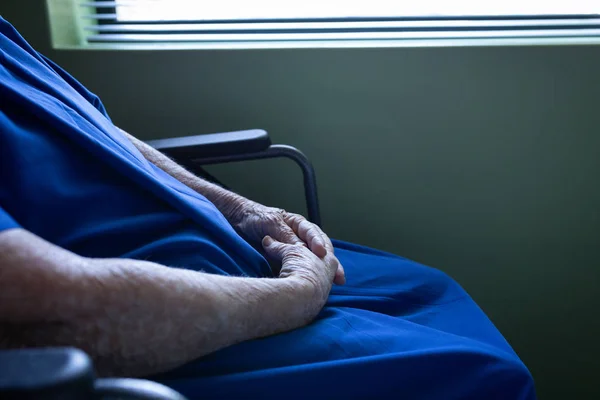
left=0, top=17, right=535, bottom=400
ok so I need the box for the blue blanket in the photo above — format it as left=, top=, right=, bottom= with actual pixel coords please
left=0, top=17, right=535, bottom=400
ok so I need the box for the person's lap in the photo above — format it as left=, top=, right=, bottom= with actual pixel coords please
left=150, top=240, right=534, bottom=399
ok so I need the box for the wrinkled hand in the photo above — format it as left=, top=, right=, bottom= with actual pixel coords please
left=262, top=234, right=341, bottom=304
left=233, top=202, right=345, bottom=285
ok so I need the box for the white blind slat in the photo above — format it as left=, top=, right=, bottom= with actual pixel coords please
left=79, top=1, right=600, bottom=43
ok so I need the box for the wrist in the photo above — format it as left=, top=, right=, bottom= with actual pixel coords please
left=245, top=277, right=323, bottom=338
left=203, top=188, right=253, bottom=226
left=280, top=277, right=328, bottom=325
left=220, top=195, right=255, bottom=227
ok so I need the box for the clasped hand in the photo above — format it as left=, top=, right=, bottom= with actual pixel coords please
left=232, top=202, right=346, bottom=288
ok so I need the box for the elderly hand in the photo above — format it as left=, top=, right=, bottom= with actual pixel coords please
left=232, top=202, right=345, bottom=285
left=262, top=232, right=341, bottom=304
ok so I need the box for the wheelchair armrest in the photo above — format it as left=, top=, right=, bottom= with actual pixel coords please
left=146, top=129, right=271, bottom=162
left=0, top=347, right=95, bottom=399
left=94, top=378, right=187, bottom=400
left=0, top=348, right=187, bottom=400
left=145, top=128, right=322, bottom=226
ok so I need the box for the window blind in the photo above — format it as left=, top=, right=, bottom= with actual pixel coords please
left=80, top=1, right=600, bottom=44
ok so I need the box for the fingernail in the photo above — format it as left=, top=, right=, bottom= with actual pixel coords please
left=263, top=236, right=273, bottom=246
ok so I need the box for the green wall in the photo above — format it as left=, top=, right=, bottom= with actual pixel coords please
left=3, top=2, right=600, bottom=398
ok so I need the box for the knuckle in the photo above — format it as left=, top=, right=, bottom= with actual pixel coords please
left=288, top=246, right=313, bottom=260
left=266, top=214, right=280, bottom=224
left=271, top=208, right=287, bottom=220
left=286, top=213, right=304, bottom=227
left=282, top=245, right=303, bottom=257
left=284, top=232, right=298, bottom=242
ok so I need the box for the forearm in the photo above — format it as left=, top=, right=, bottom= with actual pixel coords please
left=0, top=230, right=316, bottom=377
left=122, top=129, right=251, bottom=225
left=121, top=129, right=337, bottom=260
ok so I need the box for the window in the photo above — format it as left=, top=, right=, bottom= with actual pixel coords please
left=77, top=0, right=600, bottom=45
left=113, top=1, right=599, bottom=21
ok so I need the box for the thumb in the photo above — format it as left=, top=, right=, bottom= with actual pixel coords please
left=262, top=235, right=290, bottom=262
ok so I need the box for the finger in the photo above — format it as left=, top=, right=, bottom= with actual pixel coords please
left=285, top=214, right=327, bottom=258
left=311, top=223, right=334, bottom=252
left=333, top=263, right=346, bottom=285
left=271, top=222, right=305, bottom=247
left=297, top=220, right=327, bottom=258
left=262, top=236, right=293, bottom=263
left=312, top=225, right=344, bottom=283
left=284, top=213, right=303, bottom=233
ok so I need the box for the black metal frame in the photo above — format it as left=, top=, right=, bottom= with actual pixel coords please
left=186, top=144, right=321, bottom=227
left=148, top=130, right=322, bottom=227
